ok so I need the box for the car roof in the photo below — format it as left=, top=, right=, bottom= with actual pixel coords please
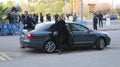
left=35, top=21, right=87, bottom=29
left=33, top=21, right=89, bottom=32
left=39, top=21, right=85, bottom=25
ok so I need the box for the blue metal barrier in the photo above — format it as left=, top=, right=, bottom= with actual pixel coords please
left=9, top=23, right=16, bottom=35
left=2, top=24, right=9, bottom=34
left=0, top=24, right=2, bottom=35
left=0, top=23, right=23, bottom=36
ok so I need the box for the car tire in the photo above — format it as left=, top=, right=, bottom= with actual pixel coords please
left=95, top=38, right=106, bottom=50
left=44, top=40, right=56, bottom=53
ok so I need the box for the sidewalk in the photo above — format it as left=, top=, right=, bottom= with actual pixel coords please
left=87, top=24, right=120, bottom=31
left=86, top=20, right=120, bottom=31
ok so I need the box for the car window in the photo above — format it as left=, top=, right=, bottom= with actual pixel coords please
left=71, top=24, right=88, bottom=32
left=35, top=23, right=53, bottom=31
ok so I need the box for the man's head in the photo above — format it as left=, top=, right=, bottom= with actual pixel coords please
left=24, top=11, right=28, bottom=15
left=12, top=6, right=17, bottom=12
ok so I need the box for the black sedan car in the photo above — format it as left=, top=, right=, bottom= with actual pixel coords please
left=20, top=22, right=111, bottom=53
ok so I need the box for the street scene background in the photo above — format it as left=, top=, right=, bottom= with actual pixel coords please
left=0, top=0, right=120, bottom=67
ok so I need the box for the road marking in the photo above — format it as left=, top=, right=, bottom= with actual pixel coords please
left=0, top=56, right=6, bottom=61
left=0, top=52, right=13, bottom=61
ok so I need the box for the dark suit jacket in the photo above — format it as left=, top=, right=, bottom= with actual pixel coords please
left=23, top=15, right=35, bottom=29
left=93, top=15, right=98, bottom=24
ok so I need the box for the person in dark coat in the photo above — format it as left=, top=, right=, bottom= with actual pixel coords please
left=54, top=13, right=59, bottom=22
left=7, top=13, right=14, bottom=24
left=54, top=14, right=69, bottom=54
left=40, top=13, right=44, bottom=22
left=73, top=13, right=77, bottom=22
left=22, top=11, right=35, bottom=30
left=93, top=13, right=98, bottom=30
left=33, top=14, right=38, bottom=24
left=98, top=13, right=103, bottom=27
left=46, top=13, right=51, bottom=21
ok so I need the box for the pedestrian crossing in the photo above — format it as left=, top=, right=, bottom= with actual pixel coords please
left=0, top=52, right=13, bottom=61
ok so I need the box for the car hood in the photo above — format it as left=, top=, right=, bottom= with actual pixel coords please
left=91, top=30, right=108, bottom=35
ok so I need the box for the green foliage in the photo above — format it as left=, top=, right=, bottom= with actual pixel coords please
left=0, top=3, right=8, bottom=17
left=32, top=0, right=64, bottom=16
left=16, top=5, right=22, bottom=12
left=6, top=0, right=13, bottom=7
left=28, top=0, right=38, bottom=3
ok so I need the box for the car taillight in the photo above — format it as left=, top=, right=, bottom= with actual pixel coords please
left=26, top=34, right=36, bottom=39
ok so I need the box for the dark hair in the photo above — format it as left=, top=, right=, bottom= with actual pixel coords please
left=12, top=6, right=17, bottom=12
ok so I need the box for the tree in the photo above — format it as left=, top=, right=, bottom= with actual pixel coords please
left=116, top=6, right=120, bottom=17
left=28, top=0, right=38, bottom=3
left=15, top=5, right=22, bottom=12
left=31, top=0, right=64, bottom=16
left=6, top=0, right=13, bottom=7
left=0, top=3, right=8, bottom=17
left=20, top=2, right=31, bottom=13
left=97, top=3, right=111, bottom=15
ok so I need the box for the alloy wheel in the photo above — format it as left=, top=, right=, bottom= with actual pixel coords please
left=44, top=41, right=56, bottom=53
left=96, top=38, right=106, bottom=50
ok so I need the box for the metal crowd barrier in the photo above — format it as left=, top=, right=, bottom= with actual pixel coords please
left=0, top=23, right=23, bottom=35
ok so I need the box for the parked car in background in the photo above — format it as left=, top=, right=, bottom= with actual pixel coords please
left=20, top=22, right=111, bottom=53
left=103, top=14, right=118, bottom=20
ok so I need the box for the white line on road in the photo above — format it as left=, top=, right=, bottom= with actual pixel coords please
left=0, top=52, right=13, bottom=61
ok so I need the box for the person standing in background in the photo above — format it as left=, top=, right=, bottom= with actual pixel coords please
left=54, top=13, right=59, bottom=22
left=40, top=13, right=44, bottom=23
left=46, top=13, right=51, bottom=22
left=93, top=13, right=98, bottom=30
left=22, top=11, right=35, bottom=30
left=32, top=14, right=38, bottom=25
left=73, top=13, right=77, bottom=22
left=98, top=12, right=103, bottom=27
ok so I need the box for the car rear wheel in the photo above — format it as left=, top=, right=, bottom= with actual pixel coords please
left=44, top=40, right=56, bottom=53
left=95, top=38, right=106, bottom=50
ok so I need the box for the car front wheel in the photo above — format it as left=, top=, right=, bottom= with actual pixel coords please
left=95, top=38, right=106, bottom=50
left=44, top=40, right=56, bottom=53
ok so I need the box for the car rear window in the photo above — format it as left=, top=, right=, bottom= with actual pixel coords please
left=35, top=23, right=53, bottom=31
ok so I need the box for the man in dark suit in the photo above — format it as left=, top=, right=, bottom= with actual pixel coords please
left=23, top=11, right=35, bottom=30
left=40, top=13, right=44, bottom=22
left=54, top=13, right=59, bottom=22
left=93, top=13, right=98, bottom=30
left=98, top=13, right=103, bottom=27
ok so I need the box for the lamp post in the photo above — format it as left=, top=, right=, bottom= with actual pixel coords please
left=112, top=0, right=114, bottom=13
left=80, top=0, right=83, bottom=20
left=73, top=0, right=74, bottom=15
left=64, top=0, right=67, bottom=19
left=98, top=0, right=99, bottom=10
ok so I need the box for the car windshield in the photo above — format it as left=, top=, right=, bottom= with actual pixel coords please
left=35, top=23, right=54, bottom=31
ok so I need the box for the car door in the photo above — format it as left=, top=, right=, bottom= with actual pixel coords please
left=70, top=23, right=93, bottom=46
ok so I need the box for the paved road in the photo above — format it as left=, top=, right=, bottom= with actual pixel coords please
left=0, top=30, right=120, bottom=67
